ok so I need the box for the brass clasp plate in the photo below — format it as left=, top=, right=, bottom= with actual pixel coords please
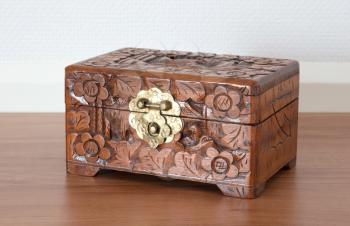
left=128, top=88, right=183, bottom=148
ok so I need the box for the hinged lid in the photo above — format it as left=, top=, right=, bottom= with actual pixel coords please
left=65, top=48, right=299, bottom=125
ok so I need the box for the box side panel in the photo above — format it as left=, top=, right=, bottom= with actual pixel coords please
left=250, top=74, right=299, bottom=123
left=253, top=100, right=299, bottom=186
left=65, top=104, right=254, bottom=187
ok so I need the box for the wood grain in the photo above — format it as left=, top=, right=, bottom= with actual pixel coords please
left=0, top=113, right=349, bottom=226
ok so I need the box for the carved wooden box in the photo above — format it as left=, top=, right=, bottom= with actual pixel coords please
left=65, top=48, right=299, bottom=198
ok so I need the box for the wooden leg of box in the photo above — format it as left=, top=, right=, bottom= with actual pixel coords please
left=217, top=183, right=266, bottom=199
left=67, top=162, right=100, bottom=177
left=283, top=157, right=297, bottom=170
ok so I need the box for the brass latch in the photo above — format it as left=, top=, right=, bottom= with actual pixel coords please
left=128, top=88, right=183, bottom=148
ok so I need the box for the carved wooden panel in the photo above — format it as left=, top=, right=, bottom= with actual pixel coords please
left=66, top=98, right=298, bottom=198
left=66, top=104, right=252, bottom=186
left=65, top=71, right=298, bottom=124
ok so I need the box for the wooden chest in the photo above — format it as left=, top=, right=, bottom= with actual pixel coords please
left=65, top=48, right=299, bottom=198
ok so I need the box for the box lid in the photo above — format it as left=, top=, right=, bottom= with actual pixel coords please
left=65, top=48, right=299, bottom=124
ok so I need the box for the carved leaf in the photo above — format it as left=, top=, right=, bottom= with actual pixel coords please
left=181, top=102, right=203, bottom=118
left=168, top=151, right=208, bottom=178
left=175, top=81, right=205, bottom=102
left=158, top=141, right=185, bottom=153
left=221, top=124, right=242, bottom=149
left=145, top=78, right=170, bottom=91
left=112, top=76, right=141, bottom=99
left=134, top=147, right=173, bottom=173
left=108, top=140, right=141, bottom=169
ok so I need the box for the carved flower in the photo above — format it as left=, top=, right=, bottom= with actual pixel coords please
left=73, top=74, right=109, bottom=103
left=205, top=86, right=240, bottom=118
left=75, top=133, right=111, bottom=162
left=201, top=147, right=239, bottom=180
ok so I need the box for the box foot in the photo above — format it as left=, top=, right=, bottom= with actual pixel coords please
left=217, top=183, right=266, bottom=199
left=283, top=157, right=297, bottom=170
left=67, top=162, right=100, bottom=177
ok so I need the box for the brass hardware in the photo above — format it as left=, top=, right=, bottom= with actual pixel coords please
left=128, top=88, right=183, bottom=148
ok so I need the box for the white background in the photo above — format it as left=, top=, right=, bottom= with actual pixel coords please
left=0, top=0, right=349, bottom=112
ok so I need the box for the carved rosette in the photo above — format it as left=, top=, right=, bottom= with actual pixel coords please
left=74, top=133, right=112, bottom=162
left=72, top=73, right=109, bottom=105
left=205, top=86, right=241, bottom=119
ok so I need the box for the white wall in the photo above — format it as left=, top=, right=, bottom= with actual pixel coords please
left=0, top=0, right=349, bottom=112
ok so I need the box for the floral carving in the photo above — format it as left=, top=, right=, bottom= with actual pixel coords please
left=174, top=81, right=205, bottom=102
left=112, top=76, right=141, bottom=100
left=134, top=147, right=174, bottom=173
left=65, top=48, right=299, bottom=198
left=145, top=77, right=170, bottom=91
left=180, top=100, right=203, bottom=118
left=168, top=151, right=209, bottom=178
left=75, top=133, right=111, bottom=162
left=205, top=86, right=241, bottom=118
left=73, top=74, right=109, bottom=104
left=201, top=147, right=239, bottom=181
left=220, top=123, right=250, bottom=150
left=108, top=140, right=141, bottom=169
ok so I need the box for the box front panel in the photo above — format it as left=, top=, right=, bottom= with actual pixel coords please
left=65, top=104, right=252, bottom=186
